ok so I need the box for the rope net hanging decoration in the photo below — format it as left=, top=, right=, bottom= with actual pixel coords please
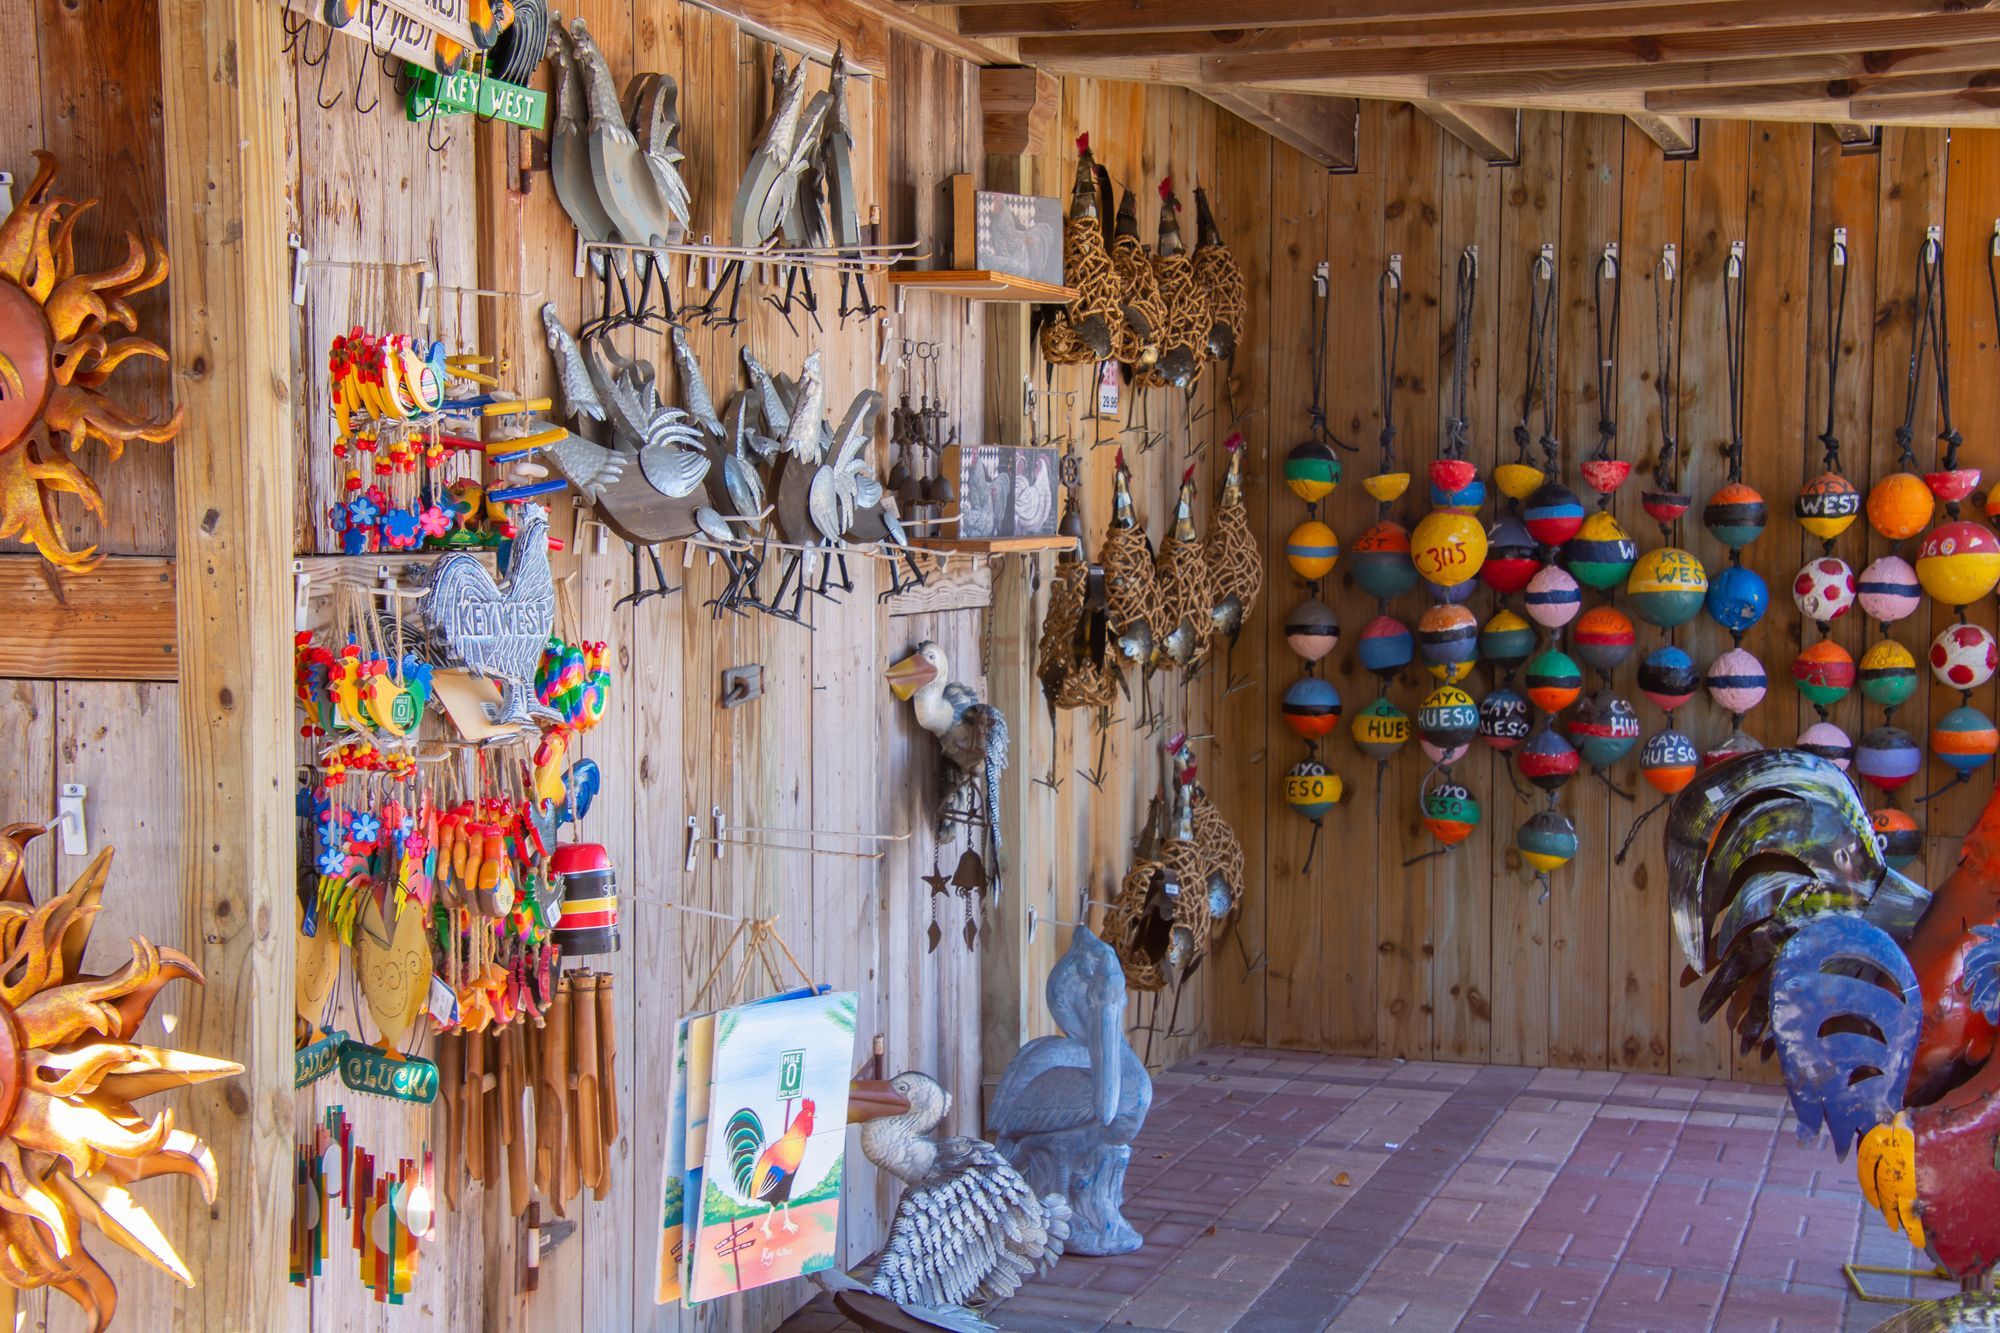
left=1108, top=186, right=1166, bottom=372
left=1191, top=187, right=1248, bottom=363
left=1039, top=135, right=1121, bottom=367
left=1141, top=178, right=1210, bottom=393
left=1204, top=435, right=1263, bottom=692
left=1152, top=464, right=1215, bottom=672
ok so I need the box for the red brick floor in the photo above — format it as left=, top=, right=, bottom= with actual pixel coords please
left=783, top=1046, right=1952, bottom=1332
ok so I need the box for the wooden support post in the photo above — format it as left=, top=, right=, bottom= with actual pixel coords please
left=981, top=66, right=1060, bottom=155
left=1626, top=111, right=1699, bottom=156
left=158, top=0, right=296, bottom=1325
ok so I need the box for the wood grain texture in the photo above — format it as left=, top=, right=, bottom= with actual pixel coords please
left=0, top=556, right=176, bottom=680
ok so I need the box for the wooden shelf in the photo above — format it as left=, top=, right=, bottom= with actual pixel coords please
left=911, top=534, right=1078, bottom=555
left=887, top=269, right=1078, bottom=307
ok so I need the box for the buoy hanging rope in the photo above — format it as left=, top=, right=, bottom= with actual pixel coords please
left=1919, top=234, right=1963, bottom=506
left=1445, top=248, right=1477, bottom=463
left=1647, top=247, right=1684, bottom=540
left=1722, top=243, right=1748, bottom=489
left=1375, top=261, right=1403, bottom=509
left=1307, top=268, right=1352, bottom=452
left=1508, top=249, right=1555, bottom=496
left=1589, top=245, right=1621, bottom=505
left=1534, top=257, right=1560, bottom=481
left=1818, top=232, right=1851, bottom=481
left=1894, top=237, right=1937, bottom=478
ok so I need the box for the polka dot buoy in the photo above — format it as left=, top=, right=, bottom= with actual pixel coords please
left=1797, top=721, right=1855, bottom=770
left=1640, top=729, right=1699, bottom=794
left=1351, top=695, right=1411, bottom=760
left=1523, top=482, right=1585, bottom=549
left=1855, top=725, right=1923, bottom=793
left=1858, top=554, right=1923, bottom=627
left=1479, top=608, right=1536, bottom=675
left=1481, top=515, right=1541, bottom=595
left=1870, top=807, right=1921, bottom=870
left=1915, top=519, right=2000, bottom=608
left=1625, top=547, right=1708, bottom=629
left=1566, top=693, right=1640, bottom=770
left=1418, top=685, right=1480, bottom=765
left=1479, top=688, right=1532, bottom=751
left=1704, top=564, right=1769, bottom=637
left=1867, top=471, right=1933, bottom=542
left=1706, top=647, right=1767, bottom=719
left=1638, top=645, right=1698, bottom=714
left=1794, top=471, right=1863, bottom=543
left=1517, top=808, right=1579, bottom=874
left=1422, top=781, right=1483, bottom=846
left=1791, top=640, right=1856, bottom=710
left=1281, top=676, right=1343, bottom=740
left=1285, top=599, right=1340, bottom=663
left=1411, top=509, right=1488, bottom=587
left=1931, top=705, right=1999, bottom=776
left=1350, top=521, right=1420, bottom=602
left=1524, top=648, right=1583, bottom=713
left=1417, top=603, right=1479, bottom=684
left=1284, top=440, right=1341, bottom=503
left=1792, top=557, right=1856, bottom=630
left=1517, top=727, right=1581, bottom=793
left=1285, top=518, right=1341, bottom=581
left=1284, top=760, right=1343, bottom=821
left=1703, top=481, right=1767, bottom=550
left=1859, top=640, right=1920, bottom=713
left=1566, top=510, right=1639, bottom=591
left=1427, top=458, right=1485, bottom=514
left=1524, top=565, right=1582, bottom=633
left=1357, top=614, right=1415, bottom=681
left=1573, top=605, right=1636, bottom=676
left=1930, top=622, right=1999, bottom=692
left=1494, top=461, right=1545, bottom=505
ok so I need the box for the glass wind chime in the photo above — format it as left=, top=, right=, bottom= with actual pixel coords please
left=1701, top=242, right=1771, bottom=767
left=1281, top=266, right=1348, bottom=870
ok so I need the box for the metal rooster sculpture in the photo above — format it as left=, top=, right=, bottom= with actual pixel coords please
left=989, top=924, right=1152, bottom=1255
left=886, top=640, right=1010, bottom=896
left=1666, top=749, right=2000, bottom=1281
left=418, top=503, right=557, bottom=726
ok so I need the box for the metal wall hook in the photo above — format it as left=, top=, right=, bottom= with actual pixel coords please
left=683, top=807, right=908, bottom=871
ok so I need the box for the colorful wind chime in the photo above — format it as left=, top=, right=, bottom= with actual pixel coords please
left=1281, top=269, right=1347, bottom=869
left=292, top=1106, right=437, bottom=1303
left=1701, top=241, right=1770, bottom=768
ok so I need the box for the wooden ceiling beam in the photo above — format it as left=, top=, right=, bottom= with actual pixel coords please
left=1423, top=39, right=2000, bottom=99
left=1414, top=101, right=1520, bottom=161
left=959, top=0, right=1743, bottom=39
left=1849, top=86, right=2000, bottom=116
left=1626, top=112, right=1698, bottom=154
left=1643, top=67, right=2000, bottom=113
left=1196, top=87, right=1360, bottom=170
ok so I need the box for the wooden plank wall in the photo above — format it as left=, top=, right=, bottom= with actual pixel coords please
left=1213, top=111, right=2000, bottom=1090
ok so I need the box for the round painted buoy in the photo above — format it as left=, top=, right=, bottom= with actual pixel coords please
left=1351, top=521, right=1421, bottom=602
left=1791, top=640, right=1856, bottom=710
left=1932, top=705, right=2000, bottom=776
left=1871, top=807, right=1921, bottom=870
left=1517, top=727, right=1581, bottom=793
left=1479, top=608, right=1537, bottom=675
left=1422, top=781, right=1482, bottom=846
left=1282, top=676, right=1344, bottom=740
left=1358, top=614, right=1415, bottom=680
left=1363, top=471, right=1411, bottom=505
left=1581, top=457, right=1632, bottom=499
left=1525, top=565, right=1583, bottom=633
left=1286, top=519, right=1341, bottom=581
left=1705, top=564, right=1769, bottom=637
left=1479, top=687, right=1532, bottom=751
left=1855, top=725, right=1923, bottom=793
left=1525, top=648, right=1583, bottom=713
left=1494, top=461, right=1545, bottom=505
left=1794, top=471, right=1862, bottom=543
left=1858, top=554, right=1924, bottom=627
left=1640, top=729, right=1700, bottom=794
left=1931, top=622, right=1999, bottom=691
left=1916, top=519, right=2000, bottom=608
left=1418, top=684, right=1480, bottom=765
left=1481, top=515, right=1542, bottom=595
left=1428, top=458, right=1485, bottom=514
left=1573, top=605, right=1637, bottom=676
left=1524, top=482, right=1586, bottom=549
left=1351, top=695, right=1411, bottom=760
left=1517, top=808, right=1579, bottom=874
left=1567, top=510, right=1639, bottom=591
left=1859, top=639, right=1920, bottom=713
left=1422, top=576, right=1478, bottom=607
left=1411, top=509, right=1488, bottom=587
left=1626, top=547, right=1709, bottom=629
left=1706, top=647, right=1768, bottom=718
left=1418, top=603, right=1480, bottom=684
left=1286, top=599, right=1341, bottom=663
left=1284, top=440, right=1341, bottom=503
left=1792, top=557, right=1856, bottom=629
left=1638, top=645, right=1698, bottom=714
left=1642, top=486, right=1693, bottom=531
left=1566, top=693, right=1641, bottom=770
left=1703, top=481, right=1767, bottom=550
left=1927, top=468, right=1982, bottom=506
left=1284, top=760, right=1343, bottom=821
left=1867, top=470, right=1934, bottom=542
left=1797, top=720, right=1856, bottom=771
left=1703, top=730, right=1765, bottom=769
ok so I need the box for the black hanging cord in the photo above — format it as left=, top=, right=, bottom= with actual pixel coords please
left=1920, top=235, right=1964, bottom=510
left=1590, top=247, right=1622, bottom=499
left=1307, top=271, right=1355, bottom=452
left=1722, top=243, right=1748, bottom=487
left=1375, top=262, right=1404, bottom=505
left=1894, top=235, right=1937, bottom=476
left=1535, top=256, right=1561, bottom=481
left=1513, top=250, right=1556, bottom=482
left=1445, top=247, right=1478, bottom=463
left=1652, top=248, right=1682, bottom=521
left=1818, top=233, right=1851, bottom=479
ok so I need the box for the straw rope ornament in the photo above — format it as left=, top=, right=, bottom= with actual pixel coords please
left=1108, top=188, right=1165, bottom=371
left=1190, top=784, right=1245, bottom=929
left=1097, top=452, right=1160, bottom=740
left=1191, top=188, right=1248, bottom=363
left=1205, top=434, right=1262, bottom=691
left=1140, top=179, right=1210, bottom=392
left=1034, top=552, right=1118, bottom=789
left=1105, top=736, right=1215, bottom=993
left=1039, top=135, right=1120, bottom=367
left=1152, top=465, right=1214, bottom=671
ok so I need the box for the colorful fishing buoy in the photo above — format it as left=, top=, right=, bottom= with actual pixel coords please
left=1704, top=564, right=1768, bottom=639
left=1855, top=726, right=1923, bottom=793
left=1859, top=640, right=1920, bottom=713
left=1926, top=467, right=1981, bottom=508
left=1791, top=640, right=1856, bottom=710
left=1479, top=608, right=1536, bottom=676
left=1931, top=705, right=1999, bottom=777
left=1566, top=693, right=1640, bottom=770
left=1638, top=645, right=1698, bottom=714
left=1284, top=760, right=1344, bottom=821
left=1930, top=622, right=1999, bottom=691
left=1795, top=471, right=1862, bottom=544
left=1580, top=457, right=1632, bottom=501
left=1421, top=780, right=1483, bottom=847
left=1285, top=599, right=1341, bottom=663
left=1523, top=482, right=1586, bottom=550
left=1479, top=688, right=1532, bottom=751
left=1792, top=557, right=1856, bottom=631
left=1421, top=575, right=1478, bottom=608
left=1706, top=647, right=1767, bottom=719
left=1871, top=807, right=1921, bottom=870
left=1350, top=521, right=1420, bottom=602
left=1418, top=603, right=1479, bottom=684
left=1566, top=510, right=1638, bottom=592
left=1625, top=547, right=1708, bottom=629
left=1351, top=695, right=1411, bottom=760
left=1494, top=461, right=1545, bottom=505
left=1284, top=440, right=1341, bottom=503
left=1524, top=565, right=1582, bottom=633
left=1282, top=676, right=1344, bottom=740
left=1481, top=515, right=1541, bottom=596
left=1518, top=727, right=1581, bottom=793
left=1363, top=471, right=1411, bottom=505
left=1517, top=807, right=1579, bottom=874
left=1915, top=519, right=2000, bottom=608
left=1797, top=720, right=1855, bottom=770
left=1286, top=519, right=1341, bottom=581
left=1858, top=554, right=1923, bottom=628
left=1524, top=648, right=1583, bottom=713
left=1358, top=614, right=1415, bottom=681
left=1640, top=729, right=1699, bottom=794
left=1703, top=481, right=1767, bottom=551
left=1411, top=509, right=1488, bottom=587
left=1428, top=458, right=1485, bottom=514
left=1867, top=471, right=1933, bottom=542
left=1703, top=730, right=1765, bottom=768
left=1573, top=605, right=1636, bottom=677
left=1418, top=684, right=1480, bottom=765
left=1642, top=485, right=1692, bottom=532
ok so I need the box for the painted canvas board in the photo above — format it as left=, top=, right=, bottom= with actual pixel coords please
left=652, top=1017, right=691, bottom=1305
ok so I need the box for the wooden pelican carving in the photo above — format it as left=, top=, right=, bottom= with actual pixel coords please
left=886, top=640, right=1010, bottom=896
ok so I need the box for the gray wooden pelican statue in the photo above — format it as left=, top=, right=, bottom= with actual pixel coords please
left=885, top=640, right=1009, bottom=895
left=988, top=924, right=1151, bottom=1255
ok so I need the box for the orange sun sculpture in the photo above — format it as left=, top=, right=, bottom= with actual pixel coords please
left=0, top=825, right=239, bottom=1331
left=0, top=152, right=181, bottom=573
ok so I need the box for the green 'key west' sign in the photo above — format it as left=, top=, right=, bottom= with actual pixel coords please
left=404, top=66, right=547, bottom=130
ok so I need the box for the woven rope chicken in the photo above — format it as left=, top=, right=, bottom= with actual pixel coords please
left=1191, top=788, right=1245, bottom=926
left=1204, top=436, right=1262, bottom=682
left=1036, top=558, right=1117, bottom=713
left=1151, top=466, right=1214, bottom=671
left=1040, top=137, right=1121, bottom=367
left=1105, top=740, right=1219, bottom=991
left=1140, top=180, right=1210, bottom=392
left=1191, top=188, right=1248, bottom=363
left=1107, top=189, right=1165, bottom=371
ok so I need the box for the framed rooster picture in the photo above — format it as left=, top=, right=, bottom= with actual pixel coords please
left=685, top=989, right=859, bottom=1302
